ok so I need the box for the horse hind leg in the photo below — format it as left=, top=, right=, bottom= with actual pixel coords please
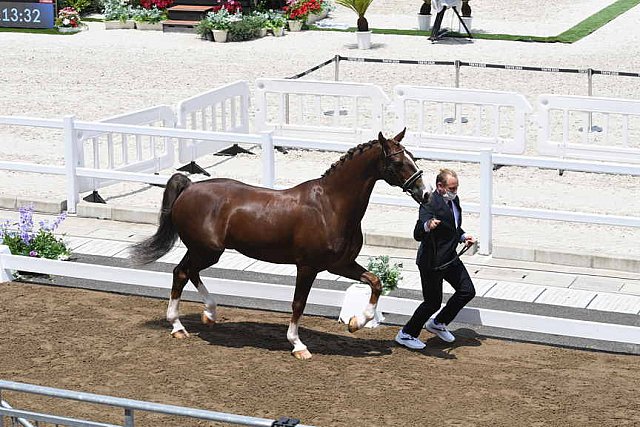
left=329, top=263, right=380, bottom=333
left=168, top=253, right=191, bottom=339
left=167, top=249, right=223, bottom=338
left=193, top=250, right=224, bottom=326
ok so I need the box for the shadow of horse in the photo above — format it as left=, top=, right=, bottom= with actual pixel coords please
left=144, top=316, right=484, bottom=360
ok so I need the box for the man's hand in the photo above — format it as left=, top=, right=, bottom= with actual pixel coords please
left=427, top=218, right=441, bottom=230
left=464, top=235, right=477, bottom=247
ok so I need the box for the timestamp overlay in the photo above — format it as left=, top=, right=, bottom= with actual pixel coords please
left=0, top=1, right=54, bottom=29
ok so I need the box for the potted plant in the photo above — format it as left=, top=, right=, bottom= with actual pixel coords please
left=417, top=0, right=431, bottom=31
left=266, top=11, right=286, bottom=36
left=195, top=16, right=214, bottom=40
left=284, top=0, right=322, bottom=32
left=335, top=0, right=374, bottom=49
left=367, top=255, right=403, bottom=295
left=55, top=7, right=84, bottom=33
left=306, top=0, right=332, bottom=24
left=132, top=6, right=167, bottom=30
left=103, top=0, right=135, bottom=29
left=207, top=9, right=232, bottom=42
left=460, top=0, right=472, bottom=33
left=0, top=206, right=71, bottom=279
left=247, top=11, right=269, bottom=38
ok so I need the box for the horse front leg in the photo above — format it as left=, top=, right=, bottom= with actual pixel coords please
left=329, top=262, right=382, bottom=333
left=288, top=266, right=318, bottom=360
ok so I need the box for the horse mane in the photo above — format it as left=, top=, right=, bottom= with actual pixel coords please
left=321, top=139, right=380, bottom=178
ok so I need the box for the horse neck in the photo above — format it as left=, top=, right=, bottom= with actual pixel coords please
left=321, top=146, right=382, bottom=221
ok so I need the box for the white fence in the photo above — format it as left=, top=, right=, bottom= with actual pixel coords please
left=394, top=85, right=533, bottom=154
left=77, top=105, right=176, bottom=194
left=177, top=80, right=251, bottom=168
left=1, top=79, right=640, bottom=256
left=255, top=78, right=390, bottom=144
left=1, top=251, right=639, bottom=346
left=537, top=94, right=640, bottom=163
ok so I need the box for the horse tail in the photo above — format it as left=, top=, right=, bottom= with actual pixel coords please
left=131, top=173, right=192, bottom=265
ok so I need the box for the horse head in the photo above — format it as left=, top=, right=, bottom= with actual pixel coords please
left=378, top=129, right=430, bottom=204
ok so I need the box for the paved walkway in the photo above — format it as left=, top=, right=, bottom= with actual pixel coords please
left=26, top=213, right=637, bottom=318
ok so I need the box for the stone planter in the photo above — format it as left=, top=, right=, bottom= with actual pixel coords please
left=135, top=21, right=163, bottom=31
left=212, top=29, right=228, bottom=42
left=271, top=26, right=285, bottom=37
left=287, top=19, right=303, bottom=32
left=105, top=20, right=135, bottom=30
left=306, top=9, right=328, bottom=25
left=256, top=27, right=267, bottom=38
left=356, top=30, right=371, bottom=49
left=417, top=13, right=431, bottom=31
left=57, top=26, right=82, bottom=33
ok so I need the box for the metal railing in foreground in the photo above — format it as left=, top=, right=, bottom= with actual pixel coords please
left=0, top=380, right=312, bottom=427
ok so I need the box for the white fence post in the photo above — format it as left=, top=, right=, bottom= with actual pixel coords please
left=63, top=115, right=79, bottom=214
left=0, top=245, right=14, bottom=282
left=479, top=149, right=493, bottom=255
left=261, top=131, right=275, bottom=188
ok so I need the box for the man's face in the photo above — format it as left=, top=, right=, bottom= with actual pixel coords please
left=437, top=175, right=459, bottom=196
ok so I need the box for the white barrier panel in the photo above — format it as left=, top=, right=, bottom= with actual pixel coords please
left=537, top=94, right=640, bottom=163
left=393, top=85, right=533, bottom=154
left=77, top=105, right=176, bottom=193
left=177, top=80, right=251, bottom=163
left=1, top=252, right=638, bottom=346
left=254, top=78, right=391, bottom=144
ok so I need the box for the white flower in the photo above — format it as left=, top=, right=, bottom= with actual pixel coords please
left=63, top=18, right=70, bottom=25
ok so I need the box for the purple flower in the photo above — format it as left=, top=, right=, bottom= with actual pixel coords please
left=29, top=250, right=38, bottom=257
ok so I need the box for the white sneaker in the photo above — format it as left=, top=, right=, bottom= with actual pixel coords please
left=395, top=329, right=426, bottom=350
left=426, top=319, right=455, bottom=343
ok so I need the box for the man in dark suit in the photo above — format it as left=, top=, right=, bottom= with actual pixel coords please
left=395, top=168, right=476, bottom=349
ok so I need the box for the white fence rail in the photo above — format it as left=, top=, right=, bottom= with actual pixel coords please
left=537, top=94, right=640, bottom=163
left=393, top=85, right=534, bottom=154
left=1, top=252, right=639, bottom=346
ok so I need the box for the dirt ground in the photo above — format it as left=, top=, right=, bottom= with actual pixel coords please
left=0, top=281, right=638, bottom=427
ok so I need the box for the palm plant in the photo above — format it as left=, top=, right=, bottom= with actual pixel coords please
left=335, top=0, right=374, bottom=32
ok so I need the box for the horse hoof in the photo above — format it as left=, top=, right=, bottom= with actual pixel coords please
left=348, top=316, right=360, bottom=333
left=172, top=330, right=189, bottom=339
left=201, top=312, right=216, bottom=326
left=292, top=349, right=312, bottom=360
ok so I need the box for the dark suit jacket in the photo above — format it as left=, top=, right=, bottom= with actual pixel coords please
left=413, top=191, right=465, bottom=270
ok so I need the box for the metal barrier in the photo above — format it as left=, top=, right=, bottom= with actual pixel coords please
left=0, top=380, right=312, bottom=427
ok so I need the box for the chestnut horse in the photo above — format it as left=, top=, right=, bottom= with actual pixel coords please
left=132, top=129, right=429, bottom=359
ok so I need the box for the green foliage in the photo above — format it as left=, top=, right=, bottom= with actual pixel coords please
left=102, top=0, right=134, bottom=21
left=265, top=10, right=286, bottom=28
left=228, top=16, right=257, bottom=41
left=0, top=207, right=70, bottom=261
left=205, top=9, right=232, bottom=30
left=195, top=17, right=214, bottom=36
left=367, top=255, right=402, bottom=293
left=58, top=0, right=94, bottom=13
left=131, top=6, right=166, bottom=23
left=334, top=0, right=373, bottom=18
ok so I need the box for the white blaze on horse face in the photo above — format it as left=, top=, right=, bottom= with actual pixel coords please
left=167, top=298, right=186, bottom=335
left=197, top=283, right=217, bottom=322
left=287, top=321, right=308, bottom=353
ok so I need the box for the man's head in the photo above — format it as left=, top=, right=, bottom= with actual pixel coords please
left=435, top=168, right=458, bottom=201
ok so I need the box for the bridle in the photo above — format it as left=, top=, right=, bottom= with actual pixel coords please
left=382, top=145, right=424, bottom=196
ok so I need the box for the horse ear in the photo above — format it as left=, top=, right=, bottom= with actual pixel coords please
left=378, top=131, right=385, bottom=145
left=393, top=128, right=406, bottom=142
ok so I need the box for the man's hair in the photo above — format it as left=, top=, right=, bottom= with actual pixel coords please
left=436, top=168, right=457, bottom=185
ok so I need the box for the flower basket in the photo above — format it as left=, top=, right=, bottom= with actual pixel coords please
left=55, top=7, right=84, bottom=33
